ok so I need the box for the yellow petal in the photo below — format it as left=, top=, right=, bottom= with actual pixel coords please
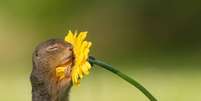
left=56, top=67, right=66, bottom=80
left=78, top=31, right=87, bottom=42
left=65, top=30, right=74, bottom=43
left=64, top=31, right=92, bottom=86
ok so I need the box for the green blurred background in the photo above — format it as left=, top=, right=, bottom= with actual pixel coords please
left=0, top=0, right=201, bottom=101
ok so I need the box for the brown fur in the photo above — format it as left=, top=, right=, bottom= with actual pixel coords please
left=30, top=39, right=73, bottom=101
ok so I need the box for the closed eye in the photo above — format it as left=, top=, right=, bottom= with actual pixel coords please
left=46, top=44, right=59, bottom=51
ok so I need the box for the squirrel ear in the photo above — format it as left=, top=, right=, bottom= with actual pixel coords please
left=35, top=51, right=39, bottom=57
left=33, top=49, right=41, bottom=61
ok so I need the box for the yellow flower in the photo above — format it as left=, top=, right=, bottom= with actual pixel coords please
left=64, top=30, right=92, bottom=86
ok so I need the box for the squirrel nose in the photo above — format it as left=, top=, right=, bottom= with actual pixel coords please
left=67, top=46, right=73, bottom=51
left=67, top=45, right=73, bottom=52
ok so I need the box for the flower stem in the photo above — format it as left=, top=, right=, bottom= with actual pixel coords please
left=88, top=56, right=157, bottom=101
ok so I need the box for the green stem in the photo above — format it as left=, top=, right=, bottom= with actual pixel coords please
left=88, top=56, right=157, bottom=101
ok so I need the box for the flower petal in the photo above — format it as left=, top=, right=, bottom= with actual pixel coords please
left=64, top=31, right=92, bottom=85
left=56, top=67, right=66, bottom=80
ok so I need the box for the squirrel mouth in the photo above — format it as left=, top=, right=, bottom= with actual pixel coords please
left=59, top=57, right=73, bottom=67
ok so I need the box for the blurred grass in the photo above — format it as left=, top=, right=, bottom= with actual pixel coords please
left=0, top=63, right=201, bottom=101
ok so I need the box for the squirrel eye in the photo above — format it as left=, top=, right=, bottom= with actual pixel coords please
left=46, top=44, right=59, bottom=52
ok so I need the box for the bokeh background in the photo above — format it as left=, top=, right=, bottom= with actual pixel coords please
left=1, top=0, right=201, bottom=101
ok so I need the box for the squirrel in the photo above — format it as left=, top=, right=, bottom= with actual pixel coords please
left=30, top=39, right=74, bottom=101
